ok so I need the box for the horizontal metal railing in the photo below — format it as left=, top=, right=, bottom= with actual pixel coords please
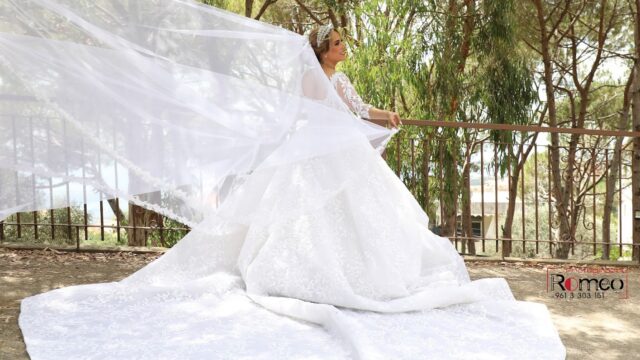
left=371, top=118, right=639, bottom=262
left=1, top=117, right=638, bottom=263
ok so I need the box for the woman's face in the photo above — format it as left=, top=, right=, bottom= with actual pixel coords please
left=324, top=30, right=346, bottom=64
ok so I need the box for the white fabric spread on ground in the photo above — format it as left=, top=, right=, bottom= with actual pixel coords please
left=20, top=139, right=566, bottom=359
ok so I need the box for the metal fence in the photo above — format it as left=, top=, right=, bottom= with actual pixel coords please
left=1, top=119, right=639, bottom=262
left=0, top=203, right=190, bottom=250
left=379, top=119, right=640, bottom=262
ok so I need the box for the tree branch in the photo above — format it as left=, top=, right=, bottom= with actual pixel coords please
left=293, top=0, right=323, bottom=25
left=254, top=0, right=278, bottom=20
left=245, top=0, right=254, bottom=18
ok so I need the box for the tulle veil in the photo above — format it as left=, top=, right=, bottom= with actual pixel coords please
left=0, top=0, right=395, bottom=228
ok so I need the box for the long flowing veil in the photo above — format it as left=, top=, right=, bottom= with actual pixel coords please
left=0, top=0, right=394, bottom=227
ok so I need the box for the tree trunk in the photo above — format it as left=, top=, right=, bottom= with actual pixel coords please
left=501, top=158, right=520, bottom=258
left=602, top=73, right=633, bottom=259
left=555, top=135, right=579, bottom=260
left=532, top=0, right=568, bottom=259
left=422, top=140, right=434, bottom=220
left=441, top=148, right=459, bottom=240
left=440, top=0, right=474, bottom=244
left=245, top=0, right=254, bottom=17
left=602, top=143, right=621, bottom=260
left=107, top=199, right=125, bottom=225
left=461, top=158, right=475, bottom=254
left=128, top=194, right=162, bottom=247
left=632, top=0, right=640, bottom=262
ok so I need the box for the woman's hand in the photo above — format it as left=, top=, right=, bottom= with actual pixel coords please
left=387, top=111, right=401, bottom=128
left=366, top=108, right=402, bottom=128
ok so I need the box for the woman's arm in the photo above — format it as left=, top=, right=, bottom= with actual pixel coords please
left=333, top=73, right=401, bottom=128
left=366, top=107, right=401, bottom=128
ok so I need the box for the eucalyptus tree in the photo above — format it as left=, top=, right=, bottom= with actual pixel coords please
left=425, top=0, right=473, bottom=244
left=420, top=0, right=536, bottom=255
left=338, top=0, right=537, bottom=255
left=470, top=0, right=537, bottom=257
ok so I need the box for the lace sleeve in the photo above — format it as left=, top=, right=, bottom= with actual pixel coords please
left=331, top=72, right=373, bottom=119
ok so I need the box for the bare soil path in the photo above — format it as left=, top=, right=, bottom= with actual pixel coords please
left=1, top=247, right=637, bottom=359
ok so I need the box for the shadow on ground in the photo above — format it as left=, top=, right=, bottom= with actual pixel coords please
left=469, top=261, right=639, bottom=360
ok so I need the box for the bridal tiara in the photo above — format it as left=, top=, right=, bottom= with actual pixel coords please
left=316, top=24, right=333, bottom=47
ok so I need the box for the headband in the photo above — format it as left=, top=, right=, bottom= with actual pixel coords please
left=316, top=24, right=333, bottom=48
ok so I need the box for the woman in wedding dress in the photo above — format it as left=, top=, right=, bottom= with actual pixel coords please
left=1, top=1, right=566, bottom=359
left=232, top=24, right=493, bottom=311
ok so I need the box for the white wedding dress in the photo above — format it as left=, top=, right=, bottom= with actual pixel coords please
left=18, top=70, right=566, bottom=359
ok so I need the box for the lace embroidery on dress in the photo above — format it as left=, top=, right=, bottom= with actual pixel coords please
left=331, top=72, right=373, bottom=119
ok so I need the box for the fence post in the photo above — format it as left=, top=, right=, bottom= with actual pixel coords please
left=16, top=212, right=21, bottom=239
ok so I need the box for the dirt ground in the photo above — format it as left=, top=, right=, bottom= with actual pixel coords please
left=0, top=247, right=638, bottom=360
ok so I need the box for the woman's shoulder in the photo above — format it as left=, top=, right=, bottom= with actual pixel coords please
left=330, top=71, right=349, bottom=83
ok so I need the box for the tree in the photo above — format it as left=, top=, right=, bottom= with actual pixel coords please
left=527, top=0, right=627, bottom=258
left=602, top=72, right=633, bottom=259
left=473, top=0, right=537, bottom=257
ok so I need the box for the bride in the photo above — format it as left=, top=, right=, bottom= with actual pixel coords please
left=2, top=1, right=565, bottom=359
left=233, top=24, right=495, bottom=312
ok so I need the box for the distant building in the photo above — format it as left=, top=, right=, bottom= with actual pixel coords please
left=467, top=181, right=517, bottom=240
